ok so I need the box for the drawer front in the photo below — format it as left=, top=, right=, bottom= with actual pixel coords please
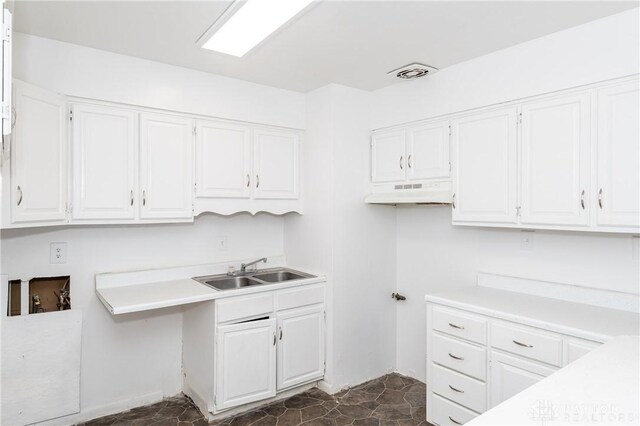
left=432, top=333, right=486, bottom=381
left=431, top=394, right=478, bottom=425
left=432, top=364, right=486, bottom=413
left=276, top=284, right=325, bottom=311
left=216, top=293, right=274, bottom=324
left=491, top=321, right=562, bottom=366
left=432, top=305, right=487, bottom=344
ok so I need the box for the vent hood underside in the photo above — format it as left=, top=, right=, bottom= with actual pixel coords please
left=365, top=181, right=452, bottom=205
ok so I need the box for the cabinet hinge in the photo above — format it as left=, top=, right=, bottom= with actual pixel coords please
left=2, top=20, right=10, bottom=43
left=516, top=205, right=521, bottom=216
left=193, top=126, right=197, bottom=136
left=69, top=203, right=73, bottom=214
left=518, top=113, right=522, bottom=124
left=69, top=109, right=73, bottom=122
left=448, top=125, right=452, bottom=136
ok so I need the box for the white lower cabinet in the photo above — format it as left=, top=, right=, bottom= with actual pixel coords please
left=215, top=318, right=277, bottom=410
left=426, top=302, right=602, bottom=425
left=489, top=351, right=557, bottom=409
left=277, top=304, right=325, bottom=390
left=183, top=283, right=325, bottom=416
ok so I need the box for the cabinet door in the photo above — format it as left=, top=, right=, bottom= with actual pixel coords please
left=72, top=104, right=136, bottom=220
left=451, top=108, right=518, bottom=223
left=564, top=338, right=600, bottom=365
left=215, top=318, right=276, bottom=410
left=277, top=305, right=324, bottom=390
left=195, top=120, right=251, bottom=199
left=596, top=80, right=640, bottom=228
left=253, top=129, right=299, bottom=199
left=489, top=351, right=557, bottom=408
left=139, top=113, right=193, bottom=219
left=406, top=121, right=450, bottom=181
left=520, top=94, right=591, bottom=226
left=11, top=81, right=67, bottom=223
left=371, top=130, right=406, bottom=183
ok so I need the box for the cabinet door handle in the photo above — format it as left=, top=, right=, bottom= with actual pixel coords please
left=246, top=174, right=250, bottom=188
left=130, top=190, right=134, bottom=206
left=407, top=154, right=412, bottom=168
left=142, top=190, right=146, bottom=207
left=448, top=323, right=464, bottom=330
left=256, top=175, right=260, bottom=188
left=448, top=353, right=464, bottom=361
left=279, top=328, right=283, bottom=340
left=17, top=186, right=22, bottom=206
left=598, top=188, right=603, bottom=209
left=513, top=340, right=533, bottom=348
left=448, top=384, right=464, bottom=393
left=580, top=190, right=585, bottom=210
left=273, top=332, right=276, bottom=346
left=449, top=416, right=463, bottom=425
left=399, top=156, right=404, bottom=170
left=452, top=193, right=456, bottom=209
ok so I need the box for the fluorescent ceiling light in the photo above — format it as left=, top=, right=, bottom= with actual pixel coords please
left=201, top=0, right=315, bottom=57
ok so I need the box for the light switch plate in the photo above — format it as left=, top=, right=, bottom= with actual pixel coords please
left=50, top=242, right=67, bottom=264
left=520, top=230, right=534, bottom=251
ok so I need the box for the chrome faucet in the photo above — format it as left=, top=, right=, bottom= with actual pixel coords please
left=240, top=257, right=267, bottom=274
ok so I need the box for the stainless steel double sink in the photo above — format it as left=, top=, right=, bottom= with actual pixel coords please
left=193, top=267, right=315, bottom=291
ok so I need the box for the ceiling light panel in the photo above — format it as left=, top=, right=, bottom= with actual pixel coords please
left=201, top=0, right=315, bottom=57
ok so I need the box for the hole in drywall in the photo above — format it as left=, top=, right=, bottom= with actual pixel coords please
left=28, top=276, right=71, bottom=314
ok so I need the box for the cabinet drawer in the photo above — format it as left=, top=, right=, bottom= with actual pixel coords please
left=216, top=293, right=274, bottom=324
left=490, top=321, right=562, bottom=366
left=432, top=306, right=487, bottom=344
left=432, top=333, right=486, bottom=381
left=431, top=394, right=478, bottom=425
left=276, top=284, right=324, bottom=311
left=432, top=364, right=486, bottom=413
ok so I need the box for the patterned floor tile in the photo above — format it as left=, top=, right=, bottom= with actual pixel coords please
left=77, top=373, right=432, bottom=426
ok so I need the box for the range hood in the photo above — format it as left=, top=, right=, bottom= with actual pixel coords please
left=365, top=181, right=452, bottom=205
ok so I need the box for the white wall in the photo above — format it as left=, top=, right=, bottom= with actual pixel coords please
left=369, top=9, right=640, bottom=380
left=1, top=214, right=284, bottom=422
left=13, top=33, right=306, bottom=129
left=285, top=84, right=397, bottom=392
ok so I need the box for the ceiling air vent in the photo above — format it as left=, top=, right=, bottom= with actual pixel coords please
left=388, top=63, right=438, bottom=80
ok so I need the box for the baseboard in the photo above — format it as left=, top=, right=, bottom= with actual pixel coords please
left=34, top=391, right=166, bottom=425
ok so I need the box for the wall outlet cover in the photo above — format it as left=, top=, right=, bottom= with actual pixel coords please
left=520, top=231, right=534, bottom=251
left=50, top=242, right=67, bottom=264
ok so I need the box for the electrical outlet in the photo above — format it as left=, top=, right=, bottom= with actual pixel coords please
left=215, top=236, right=227, bottom=251
left=520, top=230, right=534, bottom=251
left=50, top=242, right=67, bottom=264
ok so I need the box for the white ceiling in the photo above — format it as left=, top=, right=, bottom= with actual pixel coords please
left=12, top=0, right=639, bottom=92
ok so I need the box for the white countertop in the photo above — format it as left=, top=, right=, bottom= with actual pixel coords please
left=95, top=256, right=326, bottom=315
left=468, top=336, right=640, bottom=425
left=425, top=286, right=639, bottom=342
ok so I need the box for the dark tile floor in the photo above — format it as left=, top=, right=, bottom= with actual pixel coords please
left=78, top=373, right=430, bottom=426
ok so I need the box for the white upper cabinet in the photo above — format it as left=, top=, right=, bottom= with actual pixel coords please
left=371, top=130, right=406, bottom=183
left=253, top=128, right=299, bottom=200
left=406, top=121, right=450, bottom=181
left=71, top=103, right=137, bottom=220
left=196, top=120, right=251, bottom=199
left=520, top=93, right=591, bottom=226
left=11, top=81, right=67, bottom=224
left=596, top=80, right=640, bottom=228
left=139, top=113, right=194, bottom=219
left=451, top=108, right=518, bottom=224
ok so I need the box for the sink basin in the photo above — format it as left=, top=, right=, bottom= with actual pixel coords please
left=193, top=267, right=316, bottom=291
left=199, top=276, right=263, bottom=291
left=251, top=270, right=311, bottom=283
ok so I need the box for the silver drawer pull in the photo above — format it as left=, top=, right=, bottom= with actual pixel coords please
left=448, top=353, right=464, bottom=361
left=449, top=416, right=463, bottom=425
left=513, top=339, right=534, bottom=348
left=448, top=322, right=464, bottom=330
left=448, top=384, right=464, bottom=393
